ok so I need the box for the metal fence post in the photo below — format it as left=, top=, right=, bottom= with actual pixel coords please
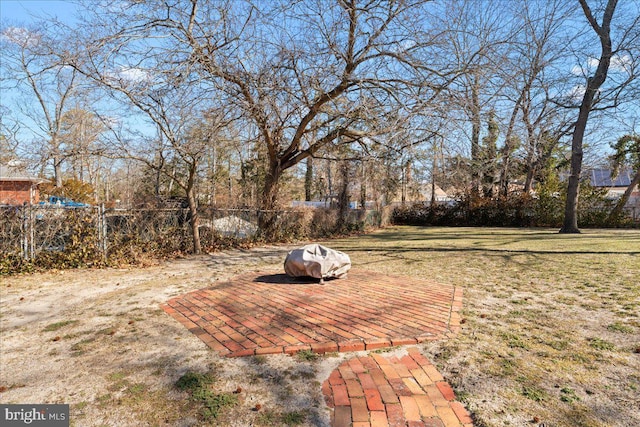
left=101, top=204, right=107, bottom=258
left=95, top=204, right=107, bottom=259
left=21, top=204, right=28, bottom=260
left=95, top=205, right=100, bottom=257
left=28, top=203, right=34, bottom=260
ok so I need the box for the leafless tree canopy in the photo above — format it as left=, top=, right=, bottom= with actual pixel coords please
left=2, top=0, right=640, bottom=242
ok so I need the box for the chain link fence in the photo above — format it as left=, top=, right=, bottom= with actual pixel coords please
left=1, top=205, right=383, bottom=268
left=1, top=205, right=104, bottom=261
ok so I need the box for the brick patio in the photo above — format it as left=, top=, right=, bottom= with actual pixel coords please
left=161, top=269, right=462, bottom=357
left=323, top=348, right=473, bottom=427
left=161, top=269, right=471, bottom=426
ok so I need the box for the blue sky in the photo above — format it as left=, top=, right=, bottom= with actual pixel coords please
left=1, top=1, right=87, bottom=149
left=1, top=1, right=157, bottom=149
left=1, top=0, right=637, bottom=162
left=0, top=0, right=78, bottom=24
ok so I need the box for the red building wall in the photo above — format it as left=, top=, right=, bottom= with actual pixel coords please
left=0, top=181, right=41, bottom=205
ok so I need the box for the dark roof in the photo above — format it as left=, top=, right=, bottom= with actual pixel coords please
left=588, top=168, right=635, bottom=187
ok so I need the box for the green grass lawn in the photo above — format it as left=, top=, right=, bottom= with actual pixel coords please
left=326, top=226, right=640, bottom=427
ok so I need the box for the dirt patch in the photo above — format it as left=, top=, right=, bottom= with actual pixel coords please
left=0, top=245, right=358, bottom=426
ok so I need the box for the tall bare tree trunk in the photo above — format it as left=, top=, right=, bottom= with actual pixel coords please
left=499, top=115, right=520, bottom=198
left=305, top=157, right=313, bottom=202
left=338, top=159, right=350, bottom=223
left=53, top=155, right=63, bottom=188
left=561, top=0, right=617, bottom=233
left=186, top=164, right=201, bottom=254
left=470, top=83, right=482, bottom=199
left=359, top=161, right=367, bottom=210
left=52, top=135, right=63, bottom=188
left=258, top=161, right=282, bottom=237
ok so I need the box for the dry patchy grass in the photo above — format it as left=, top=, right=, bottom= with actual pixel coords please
left=1, top=227, right=638, bottom=427
left=1, top=246, right=330, bottom=427
left=326, top=226, right=640, bottom=427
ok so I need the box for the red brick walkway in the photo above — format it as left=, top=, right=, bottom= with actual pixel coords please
left=161, top=269, right=463, bottom=357
left=322, top=348, right=473, bottom=427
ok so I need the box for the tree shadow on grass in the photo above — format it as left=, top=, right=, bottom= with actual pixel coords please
left=342, top=246, right=640, bottom=256
left=336, top=227, right=640, bottom=249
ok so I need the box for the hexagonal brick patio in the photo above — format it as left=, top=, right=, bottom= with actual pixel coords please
left=161, top=269, right=463, bottom=357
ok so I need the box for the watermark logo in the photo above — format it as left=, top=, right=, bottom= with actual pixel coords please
left=1, top=404, right=69, bottom=426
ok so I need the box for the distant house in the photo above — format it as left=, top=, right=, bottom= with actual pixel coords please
left=418, top=183, right=452, bottom=203
left=587, top=168, right=639, bottom=208
left=0, top=163, right=49, bottom=205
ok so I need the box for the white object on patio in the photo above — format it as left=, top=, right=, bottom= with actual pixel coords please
left=284, top=244, right=351, bottom=282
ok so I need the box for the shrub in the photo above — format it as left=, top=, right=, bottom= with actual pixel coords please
left=392, top=195, right=537, bottom=228
left=391, top=188, right=635, bottom=228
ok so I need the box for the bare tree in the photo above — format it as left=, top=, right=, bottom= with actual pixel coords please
left=498, top=0, right=575, bottom=196
left=561, top=0, right=618, bottom=233
left=142, top=0, right=454, bottom=234
left=105, top=92, right=234, bottom=254
left=58, top=107, right=106, bottom=189
left=439, top=0, right=516, bottom=199
left=62, top=3, right=244, bottom=253
left=1, top=22, right=79, bottom=187
left=0, top=107, right=20, bottom=163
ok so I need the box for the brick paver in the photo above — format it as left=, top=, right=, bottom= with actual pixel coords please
left=161, top=269, right=472, bottom=426
left=323, top=348, right=474, bottom=427
left=161, top=269, right=461, bottom=357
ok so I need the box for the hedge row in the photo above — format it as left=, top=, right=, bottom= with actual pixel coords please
left=391, top=195, right=636, bottom=228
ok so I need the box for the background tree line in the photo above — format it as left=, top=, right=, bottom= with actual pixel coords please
left=1, top=0, right=639, bottom=252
